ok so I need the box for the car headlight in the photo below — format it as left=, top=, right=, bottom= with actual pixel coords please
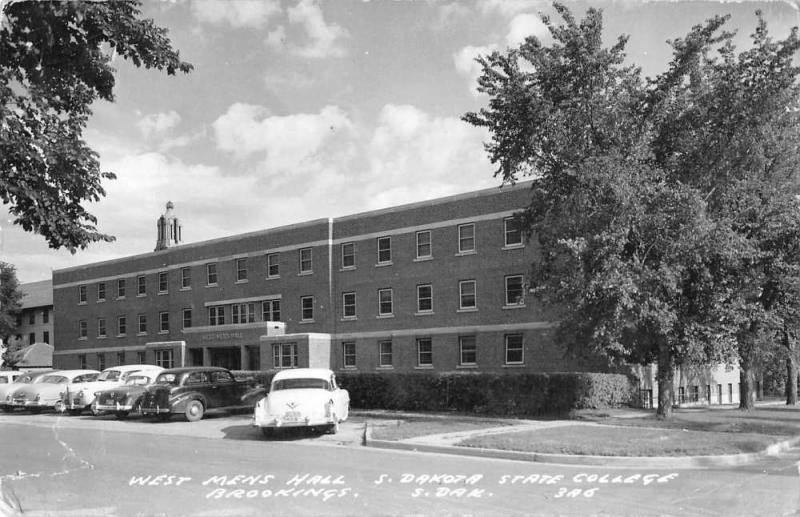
left=34, top=394, right=40, bottom=401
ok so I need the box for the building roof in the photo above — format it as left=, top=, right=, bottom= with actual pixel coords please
left=12, top=342, right=54, bottom=368
left=19, top=280, right=52, bottom=309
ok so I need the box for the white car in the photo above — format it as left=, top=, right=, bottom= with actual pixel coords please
left=10, top=370, right=101, bottom=412
left=59, top=364, right=163, bottom=415
left=0, top=371, right=23, bottom=385
left=253, top=368, right=349, bottom=436
left=0, top=370, right=54, bottom=412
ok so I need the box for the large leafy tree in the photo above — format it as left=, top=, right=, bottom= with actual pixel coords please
left=0, top=262, right=23, bottom=367
left=0, top=0, right=192, bottom=251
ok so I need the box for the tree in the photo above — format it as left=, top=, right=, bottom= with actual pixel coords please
left=0, top=262, right=23, bottom=367
left=0, top=1, right=192, bottom=251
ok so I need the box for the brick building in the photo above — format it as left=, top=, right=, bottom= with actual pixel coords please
left=8, top=280, right=54, bottom=350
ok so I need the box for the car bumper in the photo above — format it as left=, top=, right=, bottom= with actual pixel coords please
left=253, top=414, right=335, bottom=429
left=140, top=406, right=172, bottom=414
left=96, top=402, right=135, bottom=412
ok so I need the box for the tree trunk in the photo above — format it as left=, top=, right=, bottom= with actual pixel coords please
left=656, top=341, right=673, bottom=419
left=739, top=356, right=755, bottom=411
left=785, top=328, right=798, bottom=406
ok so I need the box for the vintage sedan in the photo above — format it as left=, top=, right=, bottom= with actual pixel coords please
left=0, top=371, right=23, bottom=385
left=92, top=368, right=164, bottom=419
left=59, top=364, right=163, bottom=415
left=9, top=370, right=100, bottom=413
left=140, top=367, right=258, bottom=422
left=253, top=368, right=349, bottom=436
left=0, top=370, right=54, bottom=412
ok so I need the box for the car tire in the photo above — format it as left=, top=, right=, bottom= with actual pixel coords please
left=29, top=407, right=42, bottom=414
left=115, top=411, right=130, bottom=420
left=68, top=408, right=82, bottom=416
left=261, top=427, right=275, bottom=438
left=1, top=406, right=12, bottom=413
left=90, top=403, right=100, bottom=417
left=184, top=400, right=204, bottom=422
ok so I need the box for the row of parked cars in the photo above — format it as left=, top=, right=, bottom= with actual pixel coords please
left=0, top=366, right=350, bottom=435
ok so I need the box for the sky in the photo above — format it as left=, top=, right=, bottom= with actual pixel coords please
left=3, top=0, right=800, bottom=283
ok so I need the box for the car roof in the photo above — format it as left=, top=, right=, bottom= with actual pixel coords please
left=47, top=369, right=101, bottom=377
left=158, top=367, right=231, bottom=375
left=272, top=368, right=334, bottom=381
left=103, top=364, right=162, bottom=373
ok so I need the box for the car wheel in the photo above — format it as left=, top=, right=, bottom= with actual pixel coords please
left=327, top=415, right=339, bottom=434
left=1, top=406, right=13, bottom=413
left=68, top=408, right=82, bottom=416
left=53, top=400, right=65, bottom=413
left=184, top=400, right=204, bottom=422
left=115, top=411, right=130, bottom=420
left=90, top=403, right=100, bottom=417
left=261, top=427, right=275, bottom=438
left=29, top=407, right=42, bottom=414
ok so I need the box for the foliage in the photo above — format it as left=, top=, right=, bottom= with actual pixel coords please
left=0, top=262, right=23, bottom=367
left=0, top=1, right=192, bottom=251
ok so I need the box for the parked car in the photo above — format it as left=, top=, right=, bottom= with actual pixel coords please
left=92, top=367, right=164, bottom=419
left=0, top=370, right=55, bottom=412
left=0, top=371, right=23, bottom=385
left=252, top=368, right=349, bottom=436
left=9, top=370, right=100, bottom=413
left=59, top=364, right=163, bottom=416
left=139, top=367, right=259, bottom=422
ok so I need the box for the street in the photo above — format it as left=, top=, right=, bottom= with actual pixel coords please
left=1, top=411, right=799, bottom=516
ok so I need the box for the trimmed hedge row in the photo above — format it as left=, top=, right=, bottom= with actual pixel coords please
left=233, top=370, right=633, bottom=417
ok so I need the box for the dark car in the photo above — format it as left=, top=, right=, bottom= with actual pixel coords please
left=139, top=367, right=259, bottom=422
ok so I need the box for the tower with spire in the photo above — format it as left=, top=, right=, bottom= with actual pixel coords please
left=154, top=201, right=183, bottom=251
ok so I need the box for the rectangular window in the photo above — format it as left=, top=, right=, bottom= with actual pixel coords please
left=273, top=343, right=298, bottom=369
left=301, top=296, right=314, bottom=321
left=117, top=351, right=125, bottom=365
left=137, top=275, right=146, bottom=296
left=207, top=263, right=218, bottom=285
left=97, top=318, right=106, bottom=338
left=262, top=300, right=281, bottom=322
left=267, top=253, right=280, bottom=278
left=342, top=292, right=356, bottom=318
left=505, top=275, right=525, bottom=306
left=42, top=309, right=49, bottom=324
left=417, top=337, right=433, bottom=367
left=42, top=331, right=49, bottom=344
left=79, top=354, right=87, bottom=369
left=118, top=316, right=127, bottom=336
left=299, top=248, right=313, bottom=273
left=232, top=303, right=256, bottom=324
left=459, top=280, right=477, bottom=309
left=159, top=312, right=169, bottom=333
left=208, top=306, right=225, bottom=326
left=417, top=284, right=432, bottom=312
left=182, top=309, right=192, bottom=329
left=79, top=285, right=87, bottom=304
left=505, top=334, right=524, bottom=365
left=416, top=230, right=432, bottom=259
left=28, top=312, right=35, bottom=325
left=459, top=336, right=477, bottom=366
left=97, top=282, right=106, bottom=301
left=378, top=288, right=393, bottom=316
left=97, top=353, right=105, bottom=371
left=341, top=242, right=355, bottom=268
left=28, top=332, right=35, bottom=344
left=342, top=341, right=356, bottom=368
left=504, top=217, right=523, bottom=247
left=117, top=279, right=126, bottom=299
left=236, top=258, right=248, bottom=282
left=379, top=340, right=393, bottom=368
left=377, top=237, right=391, bottom=264
left=181, top=267, right=191, bottom=289
left=79, top=320, right=87, bottom=339
left=137, top=351, right=146, bottom=364
left=137, top=314, right=147, bottom=334
left=458, top=223, right=475, bottom=253
left=155, top=349, right=174, bottom=369
left=158, top=271, right=168, bottom=293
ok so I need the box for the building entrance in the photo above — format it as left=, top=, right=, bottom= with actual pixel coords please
left=210, top=347, right=241, bottom=370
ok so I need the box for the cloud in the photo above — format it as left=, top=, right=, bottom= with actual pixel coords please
left=191, top=0, right=280, bottom=28
left=266, top=0, right=349, bottom=58
left=136, top=111, right=182, bottom=139
left=453, top=44, right=498, bottom=97
left=477, top=0, right=544, bottom=17
left=506, top=13, right=549, bottom=47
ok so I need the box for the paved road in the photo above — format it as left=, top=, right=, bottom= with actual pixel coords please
left=1, top=411, right=799, bottom=516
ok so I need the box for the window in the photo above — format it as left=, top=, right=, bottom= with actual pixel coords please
left=97, top=353, right=105, bottom=371
left=236, top=258, right=248, bottom=282
left=182, top=309, right=192, bottom=329
left=232, top=303, right=256, bottom=324
left=504, top=217, right=523, bottom=247
left=299, top=248, right=313, bottom=273
left=417, top=337, right=433, bottom=367
left=207, top=263, right=218, bottom=285
left=341, top=242, right=355, bottom=268
left=137, top=351, right=146, bottom=364
left=208, top=306, right=225, bottom=326
left=158, top=271, right=168, bottom=293
left=118, top=316, right=127, bottom=336
left=117, top=279, right=126, bottom=299
left=14, top=314, right=21, bottom=326
left=159, top=312, right=169, bottom=333
left=417, top=284, right=432, bottom=313
left=42, top=331, right=49, bottom=344
left=301, top=296, right=314, bottom=321
left=379, top=340, right=393, bottom=368
left=137, top=314, right=147, bottom=334
left=117, top=351, right=125, bottom=365
left=97, top=282, right=106, bottom=301
left=342, top=292, right=356, bottom=319
left=273, top=343, right=298, bottom=369
left=459, top=336, right=477, bottom=366
left=79, top=320, right=87, bottom=339
left=28, top=312, right=35, bottom=324
left=459, top=280, right=477, bottom=310
left=42, top=309, right=49, bottom=324
left=505, top=275, right=525, bottom=306
left=28, top=332, right=35, bottom=344
left=416, top=230, right=432, bottom=259
left=342, top=342, right=356, bottom=368
left=137, top=275, right=146, bottom=296
left=458, top=223, right=475, bottom=253
left=181, top=267, right=191, bottom=289
left=79, top=285, right=87, bottom=304
left=377, top=237, right=391, bottom=264
left=155, top=349, right=174, bottom=369
left=378, top=288, right=393, bottom=316
left=79, top=354, right=87, bottom=369
left=262, top=300, right=281, bottom=322
left=267, top=253, right=280, bottom=278
left=505, top=334, right=524, bottom=364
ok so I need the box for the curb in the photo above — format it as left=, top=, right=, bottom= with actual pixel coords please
left=362, top=423, right=800, bottom=469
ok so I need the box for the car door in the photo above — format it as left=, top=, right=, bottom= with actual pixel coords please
left=209, top=370, right=240, bottom=408
left=182, top=371, right=211, bottom=407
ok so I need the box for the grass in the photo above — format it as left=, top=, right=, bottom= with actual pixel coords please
left=369, top=417, right=513, bottom=441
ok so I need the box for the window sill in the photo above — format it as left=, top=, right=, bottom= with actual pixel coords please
left=116, top=296, right=126, bottom=301
left=341, top=316, right=357, bottom=322
left=158, top=331, right=169, bottom=335
left=503, top=363, right=525, bottom=368
left=117, top=334, right=126, bottom=338
left=266, top=275, right=280, bottom=280
left=414, top=311, right=434, bottom=317
left=377, top=314, right=395, bottom=319
left=78, top=337, right=88, bottom=341
left=502, top=244, right=524, bottom=251
left=137, top=332, right=147, bottom=337
left=78, top=302, right=87, bottom=306
left=376, top=366, right=394, bottom=371
left=457, top=364, right=478, bottom=369
left=180, top=287, right=191, bottom=291
left=341, top=366, right=357, bottom=371
left=97, top=299, right=106, bottom=303
left=298, top=271, right=313, bottom=276
left=502, top=304, right=527, bottom=310
left=457, top=307, right=478, bottom=313
left=97, top=336, right=107, bottom=340
left=235, top=279, right=249, bottom=284
left=375, top=261, right=393, bottom=268
left=414, top=365, right=434, bottom=370
left=299, top=319, right=315, bottom=324
left=455, top=250, right=477, bottom=257
left=205, top=284, right=218, bottom=288
left=158, top=291, right=168, bottom=296
left=340, top=266, right=356, bottom=272
left=136, top=294, right=147, bottom=298
left=413, top=256, right=433, bottom=263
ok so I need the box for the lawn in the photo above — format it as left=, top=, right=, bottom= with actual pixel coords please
left=369, top=416, right=514, bottom=441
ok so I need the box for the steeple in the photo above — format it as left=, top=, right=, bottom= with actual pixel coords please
left=155, top=201, right=183, bottom=251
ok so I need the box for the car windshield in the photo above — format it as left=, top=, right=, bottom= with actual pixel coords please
left=125, top=375, right=152, bottom=386
left=155, top=373, right=178, bottom=385
left=272, top=378, right=330, bottom=391
left=15, top=375, right=34, bottom=384
left=0, top=378, right=7, bottom=384
left=41, top=375, right=68, bottom=384
left=97, top=370, right=121, bottom=381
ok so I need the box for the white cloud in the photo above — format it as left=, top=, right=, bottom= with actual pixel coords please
left=191, top=0, right=280, bottom=28
left=266, top=0, right=348, bottom=58
left=506, top=13, right=549, bottom=47
left=136, top=111, right=182, bottom=139
left=477, top=0, right=544, bottom=17
left=453, top=44, right=497, bottom=97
